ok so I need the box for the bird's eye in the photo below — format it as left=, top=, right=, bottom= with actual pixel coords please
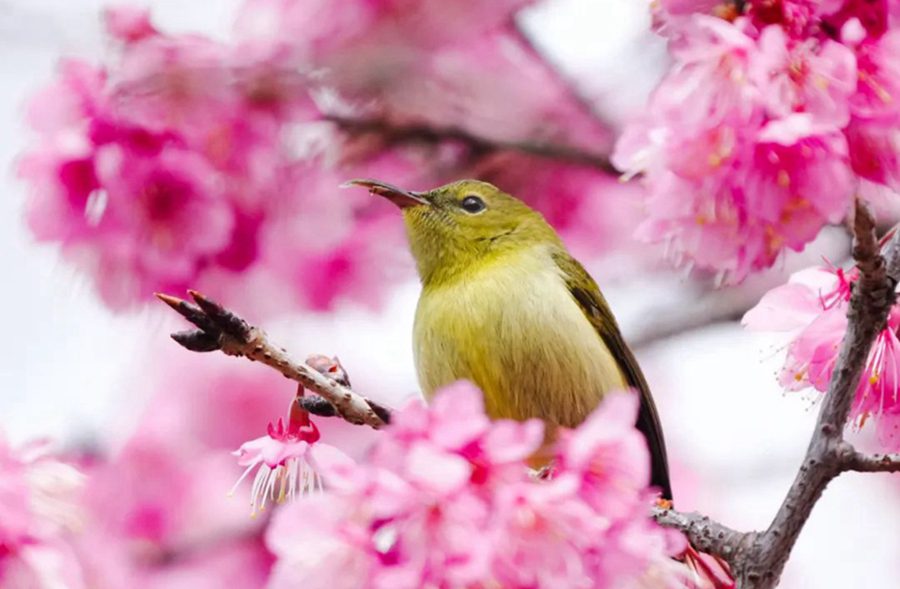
left=460, top=195, right=486, bottom=214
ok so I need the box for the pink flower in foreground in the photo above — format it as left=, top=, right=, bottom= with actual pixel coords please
left=0, top=436, right=85, bottom=589
left=233, top=395, right=348, bottom=514
left=266, top=383, right=684, bottom=588
left=744, top=262, right=900, bottom=450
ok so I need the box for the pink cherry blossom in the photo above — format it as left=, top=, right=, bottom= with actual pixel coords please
left=266, top=383, right=684, bottom=588
left=232, top=394, right=350, bottom=514
left=618, top=111, right=853, bottom=282
left=661, top=16, right=760, bottom=128
left=751, top=25, right=856, bottom=126
left=554, top=393, right=653, bottom=512
left=0, top=436, right=86, bottom=589
left=744, top=262, right=900, bottom=450
left=616, top=3, right=900, bottom=285
left=849, top=29, right=900, bottom=120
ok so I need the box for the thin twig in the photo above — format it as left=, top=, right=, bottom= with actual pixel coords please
left=156, top=290, right=391, bottom=428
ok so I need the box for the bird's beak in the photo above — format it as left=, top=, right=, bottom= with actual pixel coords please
left=342, top=179, right=429, bottom=209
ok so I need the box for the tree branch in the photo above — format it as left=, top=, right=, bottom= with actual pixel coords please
left=842, top=450, right=900, bottom=473
left=737, top=202, right=896, bottom=587
left=155, top=290, right=391, bottom=428
left=651, top=201, right=900, bottom=589
left=325, top=114, right=617, bottom=174
left=651, top=506, right=748, bottom=564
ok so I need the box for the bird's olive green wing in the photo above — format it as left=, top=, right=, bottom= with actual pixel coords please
left=552, top=251, right=673, bottom=500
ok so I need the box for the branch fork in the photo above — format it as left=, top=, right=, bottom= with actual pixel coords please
left=651, top=201, right=900, bottom=588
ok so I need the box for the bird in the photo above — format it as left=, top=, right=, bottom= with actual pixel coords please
left=346, top=178, right=672, bottom=499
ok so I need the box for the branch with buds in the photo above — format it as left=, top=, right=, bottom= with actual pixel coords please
left=652, top=200, right=900, bottom=589
left=155, top=291, right=392, bottom=428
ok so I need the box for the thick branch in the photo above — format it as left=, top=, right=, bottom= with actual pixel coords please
left=326, top=114, right=617, bottom=174
left=651, top=506, right=748, bottom=565
left=739, top=203, right=897, bottom=588
left=156, top=291, right=391, bottom=428
left=649, top=202, right=900, bottom=589
left=842, top=450, right=900, bottom=473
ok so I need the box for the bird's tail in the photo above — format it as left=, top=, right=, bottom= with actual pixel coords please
left=680, top=544, right=735, bottom=589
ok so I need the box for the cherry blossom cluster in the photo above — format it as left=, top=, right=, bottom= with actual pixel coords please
left=18, top=1, right=630, bottom=313
left=614, top=0, right=900, bottom=282
left=1, top=371, right=687, bottom=588
left=264, top=383, right=686, bottom=589
left=744, top=258, right=900, bottom=449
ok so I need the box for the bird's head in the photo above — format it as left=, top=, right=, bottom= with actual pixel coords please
left=345, top=178, right=560, bottom=285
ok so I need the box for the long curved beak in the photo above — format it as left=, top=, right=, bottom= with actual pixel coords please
left=342, top=179, right=429, bottom=209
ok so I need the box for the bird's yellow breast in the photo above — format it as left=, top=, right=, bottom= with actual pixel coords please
left=413, top=245, right=627, bottom=427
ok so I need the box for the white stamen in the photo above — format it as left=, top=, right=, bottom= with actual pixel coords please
left=240, top=457, right=323, bottom=515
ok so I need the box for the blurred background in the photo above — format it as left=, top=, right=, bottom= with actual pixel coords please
left=1, top=0, right=898, bottom=587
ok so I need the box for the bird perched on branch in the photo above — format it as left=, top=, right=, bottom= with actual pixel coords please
left=346, top=178, right=672, bottom=499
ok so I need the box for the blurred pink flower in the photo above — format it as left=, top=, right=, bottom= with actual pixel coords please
left=74, top=429, right=271, bottom=588
left=103, top=6, right=158, bottom=43
left=89, top=145, right=236, bottom=305
left=849, top=29, right=900, bottom=120
left=845, top=117, right=900, bottom=190
left=69, top=354, right=312, bottom=588
left=555, top=393, right=652, bottom=512
left=746, top=0, right=825, bottom=37
left=0, top=437, right=86, bottom=589
left=139, top=537, right=272, bottom=589
left=266, top=383, right=684, bottom=588
left=20, top=0, right=627, bottom=315
left=235, top=0, right=611, bottom=153
left=823, top=0, right=890, bottom=40
left=744, top=262, right=900, bottom=450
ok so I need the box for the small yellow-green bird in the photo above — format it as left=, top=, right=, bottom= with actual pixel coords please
left=347, top=178, right=671, bottom=499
